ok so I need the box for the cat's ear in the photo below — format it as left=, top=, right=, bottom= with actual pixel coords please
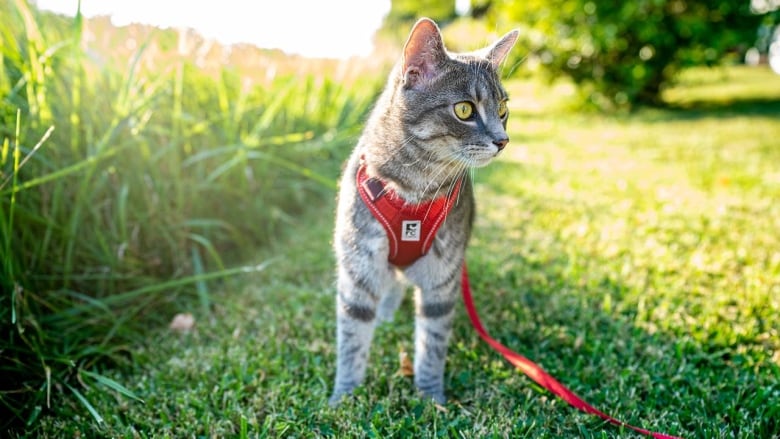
left=485, top=29, right=519, bottom=70
left=402, top=18, right=447, bottom=89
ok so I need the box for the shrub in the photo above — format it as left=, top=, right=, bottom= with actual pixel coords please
left=491, top=0, right=763, bottom=108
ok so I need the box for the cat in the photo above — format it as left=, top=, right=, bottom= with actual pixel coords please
left=330, top=17, right=518, bottom=406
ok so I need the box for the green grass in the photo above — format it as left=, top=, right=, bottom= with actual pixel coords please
left=3, top=1, right=779, bottom=436
left=20, top=66, right=780, bottom=438
left=1, top=0, right=377, bottom=430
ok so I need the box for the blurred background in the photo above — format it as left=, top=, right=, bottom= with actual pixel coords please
left=1, top=0, right=779, bottom=436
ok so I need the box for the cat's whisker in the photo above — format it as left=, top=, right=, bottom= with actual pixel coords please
left=503, top=54, right=526, bottom=79
left=423, top=166, right=462, bottom=222
left=441, top=164, right=470, bottom=224
left=419, top=154, right=462, bottom=221
left=459, top=167, right=476, bottom=206
left=420, top=153, right=457, bottom=198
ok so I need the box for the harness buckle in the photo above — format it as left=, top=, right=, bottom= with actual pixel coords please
left=361, top=177, right=385, bottom=202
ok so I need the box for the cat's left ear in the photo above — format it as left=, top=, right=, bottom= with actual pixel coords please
left=485, top=30, right=520, bottom=70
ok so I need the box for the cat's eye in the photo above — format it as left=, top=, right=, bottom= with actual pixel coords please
left=453, top=101, right=475, bottom=121
left=498, top=100, right=508, bottom=118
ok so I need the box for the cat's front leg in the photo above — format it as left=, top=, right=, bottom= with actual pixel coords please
left=413, top=284, right=457, bottom=404
left=329, top=261, right=396, bottom=406
left=330, top=283, right=377, bottom=406
left=376, top=277, right=404, bottom=323
left=411, top=265, right=460, bottom=404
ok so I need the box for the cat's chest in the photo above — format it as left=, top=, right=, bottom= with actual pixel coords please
left=356, top=163, right=466, bottom=266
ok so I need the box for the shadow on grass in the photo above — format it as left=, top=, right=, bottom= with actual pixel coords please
left=652, top=97, right=780, bottom=122
left=459, top=159, right=780, bottom=438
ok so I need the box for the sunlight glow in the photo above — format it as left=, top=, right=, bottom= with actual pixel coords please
left=35, top=0, right=391, bottom=59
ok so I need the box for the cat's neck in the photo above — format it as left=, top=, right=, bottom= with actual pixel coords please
left=360, top=145, right=464, bottom=205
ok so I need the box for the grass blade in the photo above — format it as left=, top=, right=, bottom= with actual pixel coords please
left=43, top=261, right=275, bottom=323
left=190, top=244, right=209, bottom=316
left=80, top=370, right=145, bottom=404
left=65, top=383, right=104, bottom=425
left=0, top=125, right=53, bottom=191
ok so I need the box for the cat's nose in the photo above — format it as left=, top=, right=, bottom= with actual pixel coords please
left=493, top=138, right=509, bottom=151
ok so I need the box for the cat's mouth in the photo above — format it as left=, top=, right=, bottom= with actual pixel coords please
left=460, top=144, right=502, bottom=168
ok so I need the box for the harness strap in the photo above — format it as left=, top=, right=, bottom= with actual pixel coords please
left=356, top=163, right=462, bottom=267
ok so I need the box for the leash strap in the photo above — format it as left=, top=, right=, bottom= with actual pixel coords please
left=460, top=263, right=682, bottom=439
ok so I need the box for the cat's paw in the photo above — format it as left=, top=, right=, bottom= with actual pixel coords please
left=328, top=389, right=352, bottom=408
left=421, top=390, right=447, bottom=405
left=417, top=381, right=447, bottom=405
left=328, top=391, right=350, bottom=407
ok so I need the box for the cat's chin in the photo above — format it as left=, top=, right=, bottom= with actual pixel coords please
left=457, top=145, right=502, bottom=168
left=469, top=158, right=495, bottom=168
left=461, top=153, right=498, bottom=168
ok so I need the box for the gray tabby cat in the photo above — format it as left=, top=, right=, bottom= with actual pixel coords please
left=330, top=18, right=518, bottom=406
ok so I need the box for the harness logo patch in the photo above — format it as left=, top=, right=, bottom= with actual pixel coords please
left=401, top=220, right=422, bottom=241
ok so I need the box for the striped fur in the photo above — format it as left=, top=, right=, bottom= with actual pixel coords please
left=330, top=18, right=518, bottom=406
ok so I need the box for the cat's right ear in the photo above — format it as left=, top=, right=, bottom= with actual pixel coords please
left=485, top=29, right=520, bottom=70
left=402, top=18, right=446, bottom=90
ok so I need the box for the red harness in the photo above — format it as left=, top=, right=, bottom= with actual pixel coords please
left=356, top=163, right=462, bottom=267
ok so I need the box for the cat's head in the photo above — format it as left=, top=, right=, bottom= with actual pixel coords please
left=395, top=18, right=519, bottom=169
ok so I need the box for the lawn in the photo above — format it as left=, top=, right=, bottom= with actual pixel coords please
left=27, top=66, right=780, bottom=438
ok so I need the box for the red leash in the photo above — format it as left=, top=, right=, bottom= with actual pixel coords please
left=461, top=263, right=682, bottom=439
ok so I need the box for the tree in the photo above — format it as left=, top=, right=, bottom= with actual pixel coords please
left=376, top=0, right=457, bottom=48
left=491, top=0, right=764, bottom=108
left=469, top=0, right=493, bottom=18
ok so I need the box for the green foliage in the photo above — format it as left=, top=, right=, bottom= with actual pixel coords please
left=377, top=0, right=457, bottom=47
left=490, top=0, right=763, bottom=108
left=0, top=0, right=378, bottom=430
left=389, top=0, right=456, bottom=22
left=468, top=0, right=494, bottom=18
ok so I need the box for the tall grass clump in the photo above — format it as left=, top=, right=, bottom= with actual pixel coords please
left=0, top=0, right=379, bottom=430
